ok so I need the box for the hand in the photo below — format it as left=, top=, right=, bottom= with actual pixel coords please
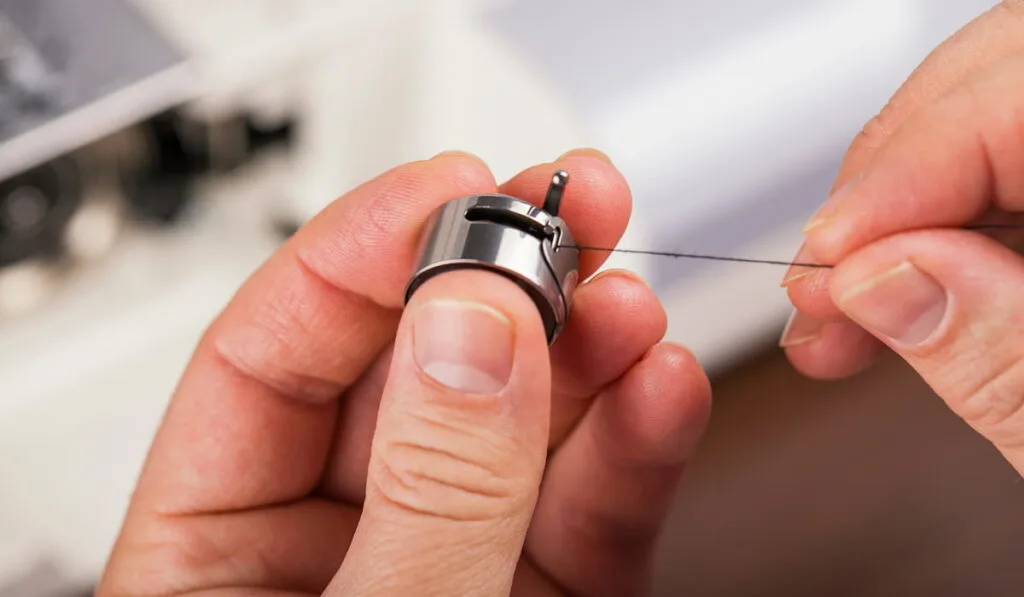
left=780, top=1, right=1024, bottom=475
left=96, top=150, right=711, bottom=596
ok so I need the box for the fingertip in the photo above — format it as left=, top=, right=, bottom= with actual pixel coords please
left=431, top=149, right=483, bottom=161
left=558, top=147, right=615, bottom=165
left=577, top=268, right=666, bottom=329
left=783, top=269, right=848, bottom=322
left=651, top=341, right=711, bottom=402
left=557, top=269, right=667, bottom=373
left=554, top=152, right=632, bottom=217
left=782, top=320, right=884, bottom=381
left=599, top=341, right=712, bottom=466
left=424, top=149, right=498, bottom=189
left=651, top=342, right=714, bottom=447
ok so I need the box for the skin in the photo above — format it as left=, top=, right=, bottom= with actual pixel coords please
left=780, top=0, right=1024, bottom=475
left=96, top=149, right=712, bottom=597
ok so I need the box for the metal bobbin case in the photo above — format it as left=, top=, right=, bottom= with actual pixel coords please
left=405, top=170, right=580, bottom=344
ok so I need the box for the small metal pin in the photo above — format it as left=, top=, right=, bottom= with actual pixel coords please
left=543, top=170, right=569, bottom=217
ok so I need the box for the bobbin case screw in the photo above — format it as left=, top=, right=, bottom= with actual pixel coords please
left=405, top=171, right=580, bottom=344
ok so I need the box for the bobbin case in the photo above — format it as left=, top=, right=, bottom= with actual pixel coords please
left=404, top=173, right=580, bottom=344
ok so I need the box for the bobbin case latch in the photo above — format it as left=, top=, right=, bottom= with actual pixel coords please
left=404, top=171, right=580, bottom=344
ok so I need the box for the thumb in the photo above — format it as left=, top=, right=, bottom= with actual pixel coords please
left=327, top=269, right=552, bottom=596
left=829, top=229, right=1024, bottom=475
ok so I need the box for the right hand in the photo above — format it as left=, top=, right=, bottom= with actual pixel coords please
left=780, top=0, right=1024, bottom=475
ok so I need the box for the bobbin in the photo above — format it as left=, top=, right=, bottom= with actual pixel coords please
left=404, top=170, right=580, bottom=344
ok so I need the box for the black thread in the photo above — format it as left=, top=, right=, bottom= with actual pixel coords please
left=561, top=223, right=1024, bottom=269
left=563, top=245, right=829, bottom=268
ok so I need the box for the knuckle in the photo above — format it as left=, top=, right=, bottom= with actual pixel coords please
left=364, top=194, right=400, bottom=252
left=848, top=103, right=900, bottom=159
left=213, top=330, right=345, bottom=404
left=370, top=411, right=536, bottom=522
left=104, top=518, right=237, bottom=596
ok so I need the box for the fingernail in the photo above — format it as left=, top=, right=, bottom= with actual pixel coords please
left=587, top=268, right=650, bottom=289
left=779, top=310, right=825, bottom=347
left=837, top=261, right=948, bottom=346
left=558, top=147, right=613, bottom=164
left=413, top=300, right=515, bottom=394
left=804, top=175, right=861, bottom=233
left=432, top=149, right=480, bottom=161
left=780, top=244, right=820, bottom=287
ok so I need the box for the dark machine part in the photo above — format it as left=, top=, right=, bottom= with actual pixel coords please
left=123, top=109, right=295, bottom=225
left=0, top=155, right=82, bottom=268
left=0, top=0, right=295, bottom=271
left=0, top=0, right=192, bottom=268
left=405, top=171, right=581, bottom=344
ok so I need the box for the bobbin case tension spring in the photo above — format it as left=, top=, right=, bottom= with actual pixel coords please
left=404, top=171, right=581, bottom=344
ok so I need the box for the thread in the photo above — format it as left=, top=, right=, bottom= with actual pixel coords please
left=564, top=245, right=829, bottom=268
left=560, top=223, right=1024, bottom=269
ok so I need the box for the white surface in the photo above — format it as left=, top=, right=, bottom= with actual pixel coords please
left=660, top=218, right=807, bottom=375
left=602, top=0, right=921, bottom=230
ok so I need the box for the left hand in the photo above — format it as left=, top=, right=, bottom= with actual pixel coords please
left=95, top=150, right=711, bottom=596
left=780, top=1, right=1024, bottom=475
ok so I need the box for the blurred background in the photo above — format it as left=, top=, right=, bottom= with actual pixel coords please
left=1, top=0, right=1022, bottom=595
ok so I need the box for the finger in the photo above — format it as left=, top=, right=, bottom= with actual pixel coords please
left=122, top=153, right=496, bottom=518
left=779, top=313, right=886, bottom=380
left=829, top=229, right=1024, bottom=475
left=547, top=270, right=667, bottom=447
left=525, top=343, right=711, bottom=597
left=327, top=269, right=551, bottom=596
left=779, top=242, right=884, bottom=379
left=320, top=270, right=666, bottom=504
left=781, top=245, right=846, bottom=321
left=499, top=148, right=632, bottom=276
